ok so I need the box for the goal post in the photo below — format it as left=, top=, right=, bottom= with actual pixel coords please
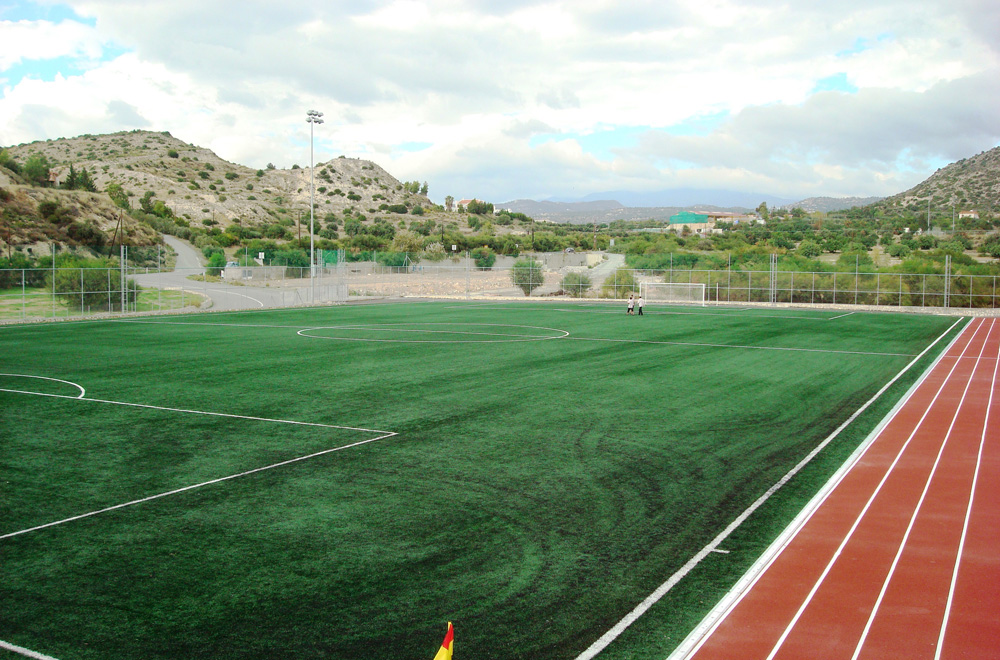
left=640, top=282, right=706, bottom=306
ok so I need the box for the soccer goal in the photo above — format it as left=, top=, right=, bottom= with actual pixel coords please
left=640, top=282, right=706, bottom=306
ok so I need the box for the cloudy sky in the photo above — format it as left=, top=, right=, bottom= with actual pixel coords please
left=2, top=0, right=999, bottom=205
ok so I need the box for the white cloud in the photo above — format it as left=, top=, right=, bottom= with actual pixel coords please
left=2, top=0, right=999, bottom=204
left=0, top=17, right=103, bottom=69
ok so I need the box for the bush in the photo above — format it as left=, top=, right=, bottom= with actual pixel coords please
left=600, top=268, right=638, bottom=298
left=51, top=258, right=139, bottom=311
left=561, top=272, right=592, bottom=297
left=206, top=251, right=227, bottom=276
left=471, top=247, right=496, bottom=270
left=511, top=258, right=543, bottom=296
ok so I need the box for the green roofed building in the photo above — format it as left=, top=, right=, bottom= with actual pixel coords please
left=668, top=210, right=713, bottom=233
left=669, top=211, right=710, bottom=225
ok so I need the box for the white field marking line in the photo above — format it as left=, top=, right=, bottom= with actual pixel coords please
left=298, top=323, right=569, bottom=342
left=0, top=639, right=60, bottom=660
left=850, top=318, right=995, bottom=660
left=201, top=287, right=266, bottom=307
left=0, top=374, right=85, bottom=398
left=0, top=389, right=397, bottom=541
left=668, top=317, right=972, bottom=660
left=757, top=318, right=988, bottom=660
left=829, top=311, right=856, bottom=320
left=443, top=303, right=833, bottom=321
left=577, top=317, right=967, bottom=660
left=936, top=319, right=999, bottom=659
left=565, top=335, right=914, bottom=358
left=0, top=431, right=396, bottom=541
left=117, top=319, right=317, bottom=330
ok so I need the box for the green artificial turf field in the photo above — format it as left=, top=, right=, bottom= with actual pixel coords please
left=0, top=301, right=964, bottom=660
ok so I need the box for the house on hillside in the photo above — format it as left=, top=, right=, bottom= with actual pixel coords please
left=959, top=210, right=980, bottom=220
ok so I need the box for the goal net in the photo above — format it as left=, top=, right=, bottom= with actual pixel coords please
left=640, top=282, right=706, bottom=306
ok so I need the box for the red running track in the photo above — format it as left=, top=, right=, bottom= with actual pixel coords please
left=677, top=317, right=1000, bottom=660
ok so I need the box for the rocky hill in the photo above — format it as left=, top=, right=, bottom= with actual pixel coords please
left=2, top=130, right=433, bottom=234
left=779, top=196, right=884, bottom=213
left=874, top=146, right=1000, bottom=217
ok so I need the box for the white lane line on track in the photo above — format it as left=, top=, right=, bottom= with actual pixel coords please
left=576, top=317, right=968, bottom=660
left=759, top=319, right=987, bottom=660
left=935, top=319, right=999, bottom=659
left=850, top=318, right=995, bottom=660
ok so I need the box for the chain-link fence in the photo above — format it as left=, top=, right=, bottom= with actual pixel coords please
left=2, top=259, right=998, bottom=322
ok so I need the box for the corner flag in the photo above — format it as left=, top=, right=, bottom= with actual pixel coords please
left=432, top=621, right=454, bottom=660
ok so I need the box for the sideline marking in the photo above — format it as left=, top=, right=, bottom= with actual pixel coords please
left=566, top=335, right=914, bottom=358
left=0, top=639, right=60, bottom=660
left=445, top=303, right=836, bottom=321
left=0, top=386, right=396, bottom=541
left=574, top=317, right=966, bottom=660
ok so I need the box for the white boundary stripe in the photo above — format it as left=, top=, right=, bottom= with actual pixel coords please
left=936, top=320, right=999, bottom=657
left=566, top=335, right=915, bottom=358
left=849, top=319, right=995, bottom=659
left=0, top=387, right=397, bottom=540
left=0, top=639, right=60, bottom=660
left=445, top=303, right=837, bottom=321
left=573, top=316, right=967, bottom=660
left=829, top=311, right=856, bottom=320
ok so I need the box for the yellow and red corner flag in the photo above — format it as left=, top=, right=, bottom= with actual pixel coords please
left=432, top=621, right=454, bottom=660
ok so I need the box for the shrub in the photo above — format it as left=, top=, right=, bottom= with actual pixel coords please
left=511, top=258, right=543, bottom=296
left=471, top=246, right=496, bottom=270
left=561, top=272, right=592, bottom=297
left=601, top=268, right=637, bottom=298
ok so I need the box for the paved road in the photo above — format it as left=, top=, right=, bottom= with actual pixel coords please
left=133, top=236, right=314, bottom=312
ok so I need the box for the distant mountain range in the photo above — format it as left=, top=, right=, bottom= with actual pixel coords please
left=500, top=191, right=880, bottom=224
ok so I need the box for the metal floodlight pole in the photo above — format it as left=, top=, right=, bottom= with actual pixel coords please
left=306, top=109, right=324, bottom=301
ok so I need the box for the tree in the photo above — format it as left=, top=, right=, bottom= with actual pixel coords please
left=62, top=164, right=79, bottom=190
left=22, top=154, right=52, bottom=186
left=139, top=191, right=156, bottom=214
left=511, top=258, right=543, bottom=296
left=106, top=183, right=130, bottom=210
left=471, top=246, right=496, bottom=270
left=561, top=272, right=592, bottom=298
left=756, top=201, right=770, bottom=221
left=445, top=195, right=454, bottom=212
left=797, top=239, right=822, bottom=258
left=420, top=181, right=428, bottom=195
left=76, top=167, right=97, bottom=192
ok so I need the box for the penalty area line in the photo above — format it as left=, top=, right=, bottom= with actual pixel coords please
left=0, top=431, right=397, bottom=541
left=0, top=639, right=61, bottom=660
left=0, top=388, right=398, bottom=541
